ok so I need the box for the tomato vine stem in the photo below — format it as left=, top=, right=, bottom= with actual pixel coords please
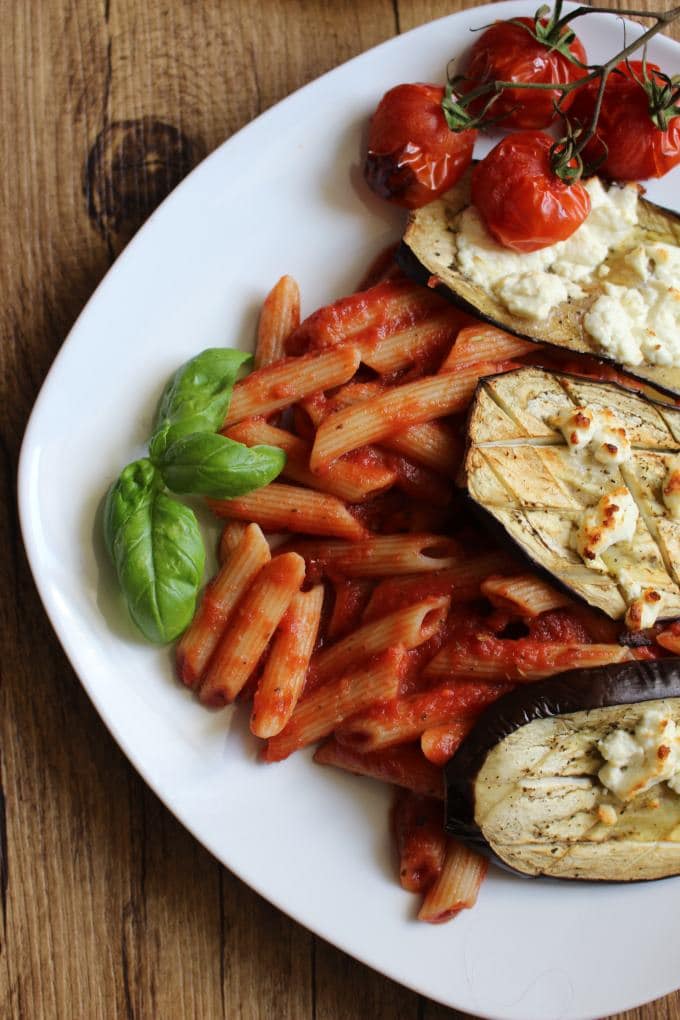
left=442, top=3, right=680, bottom=178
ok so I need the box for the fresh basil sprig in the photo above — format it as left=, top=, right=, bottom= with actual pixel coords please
left=149, top=348, right=252, bottom=460
left=103, top=459, right=205, bottom=644
left=157, top=432, right=286, bottom=498
left=104, top=347, right=286, bottom=644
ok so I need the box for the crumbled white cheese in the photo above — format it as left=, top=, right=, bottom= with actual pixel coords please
left=597, top=803, right=619, bottom=826
left=555, top=405, right=631, bottom=464
left=598, top=707, right=680, bottom=802
left=576, top=486, right=638, bottom=564
left=496, top=272, right=583, bottom=320
left=457, top=177, right=680, bottom=368
left=455, top=177, right=638, bottom=313
left=585, top=280, right=680, bottom=367
left=663, top=458, right=680, bottom=519
left=624, top=589, right=663, bottom=630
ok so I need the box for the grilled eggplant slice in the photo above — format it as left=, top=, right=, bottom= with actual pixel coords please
left=445, top=658, right=680, bottom=881
left=465, top=366, right=680, bottom=624
left=399, top=169, right=680, bottom=396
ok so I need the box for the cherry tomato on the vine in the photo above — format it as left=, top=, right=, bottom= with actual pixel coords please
left=569, top=61, right=680, bottom=180
left=460, top=17, right=587, bottom=130
left=471, top=132, right=591, bottom=253
left=364, top=83, right=476, bottom=209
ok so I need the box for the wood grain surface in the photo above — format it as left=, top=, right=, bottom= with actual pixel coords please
left=2, top=1, right=679, bottom=1017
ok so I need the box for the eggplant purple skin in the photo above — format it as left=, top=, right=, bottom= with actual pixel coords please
left=444, top=657, right=680, bottom=879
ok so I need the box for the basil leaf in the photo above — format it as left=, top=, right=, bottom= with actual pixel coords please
left=103, top=458, right=205, bottom=643
left=158, top=432, right=286, bottom=498
left=149, top=348, right=252, bottom=461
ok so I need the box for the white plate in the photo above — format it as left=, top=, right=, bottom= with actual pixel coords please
left=18, top=4, right=680, bottom=1017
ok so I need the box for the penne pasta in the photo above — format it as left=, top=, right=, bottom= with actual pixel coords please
left=382, top=421, right=463, bottom=475
left=176, top=523, right=271, bottom=689
left=224, top=345, right=360, bottom=425
left=336, top=680, right=510, bottom=752
left=312, top=596, right=450, bottom=683
left=287, top=534, right=462, bottom=578
left=480, top=573, right=572, bottom=618
left=418, top=840, right=488, bottom=923
left=313, top=739, right=443, bottom=798
left=657, top=625, right=680, bottom=654
left=208, top=483, right=367, bottom=541
left=218, top=521, right=249, bottom=563
left=442, top=324, right=538, bottom=372
left=251, top=585, right=324, bottom=739
left=360, top=310, right=467, bottom=375
left=286, top=279, right=444, bottom=354
left=423, top=638, right=632, bottom=683
left=420, top=721, right=474, bottom=766
left=199, top=552, right=306, bottom=707
left=225, top=418, right=396, bottom=502
left=255, top=275, right=301, bottom=368
left=393, top=792, right=447, bottom=893
left=310, top=360, right=512, bottom=469
left=265, top=646, right=406, bottom=761
left=363, top=552, right=518, bottom=619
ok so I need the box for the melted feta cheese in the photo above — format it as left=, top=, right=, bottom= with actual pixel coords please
left=598, top=707, right=680, bottom=802
left=456, top=177, right=680, bottom=368
left=555, top=406, right=631, bottom=463
left=455, top=178, right=638, bottom=315
left=584, top=280, right=680, bottom=367
left=576, top=486, right=638, bottom=564
left=624, top=589, right=663, bottom=630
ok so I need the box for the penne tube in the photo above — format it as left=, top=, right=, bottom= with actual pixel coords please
left=224, top=418, right=396, bottom=502
left=418, top=840, right=488, bottom=923
left=423, top=638, right=632, bottom=683
left=218, top=521, right=249, bottom=563
left=360, top=310, right=467, bottom=375
left=420, top=721, right=475, bottom=766
left=442, top=324, right=538, bottom=372
left=176, top=523, right=270, bottom=689
left=207, top=483, right=368, bottom=541
left=657, top=625, right=680, bottom=654
left=312, top=596, right=450, bottom=683
left=382, top=421, right=463, bottom=475
left=264, top=646, right=406, bottom=761
left=363, top=553, right=519, bottom=618
left=310, top=360, right=510, bottom=470
left=254, top=275, right=301, bottom=368
left=286, top=534, right=462, bottom=578
left=286, top=279, right=444, bottom=354
left=335, top=680, right=510, bottom=752
left=313, top=739, right=443, bottom=798
left=393, top=792, right=447, bottom=893
left=250, top=585, right=324, bottom=739
left=480, top=573, right=572, bottom=618
left=199, top=552, right=306, bottom=707
left=224, top=345, right=360, bottom=425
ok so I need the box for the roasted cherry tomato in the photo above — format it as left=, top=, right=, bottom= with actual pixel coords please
left=460, top=17, right=587, bottom=130
left=364, top=83, right=476, bottom=209
left=569, top=61, right=680, bottom=180
left=471, top=132, right=591, bottom=252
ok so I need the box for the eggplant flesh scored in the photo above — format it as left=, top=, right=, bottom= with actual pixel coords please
left=445, top=659, right=680, bottom=881
left=465, top=366, right=680, bottom=623
left=399, top=169, right=680, bottom=397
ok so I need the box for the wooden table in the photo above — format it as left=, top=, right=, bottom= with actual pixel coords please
left=3, top=1, right=679, bottom=1017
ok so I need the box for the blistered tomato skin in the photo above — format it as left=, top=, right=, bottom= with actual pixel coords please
left=364, top=83, right=476, bottom=209
left=471, top=132, right=591, bottom=253
left=460, top=18, right=587, bottom=130
left=569, top=61, right=680, bottom=180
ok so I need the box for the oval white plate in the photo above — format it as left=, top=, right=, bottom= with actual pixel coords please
left=18, top=4, right=680, bottom=1017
